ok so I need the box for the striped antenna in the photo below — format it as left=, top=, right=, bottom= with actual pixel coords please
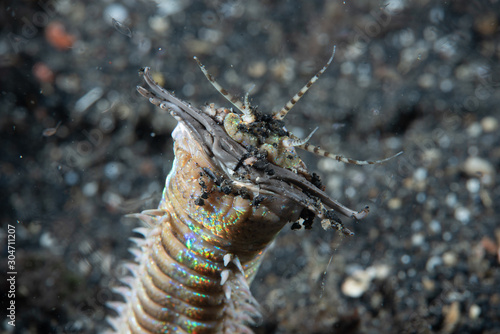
left=299, top=143, right=403, bottom=165
left=282, top=127, right=318, bottom=147
left=243, top=84, right=255, bottom=111
left=194, top=56, right=256, bottom=123
left=273, top=45, right=336, bottom=120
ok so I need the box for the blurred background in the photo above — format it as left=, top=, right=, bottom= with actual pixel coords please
left=1, top=0, right=499, bottom=333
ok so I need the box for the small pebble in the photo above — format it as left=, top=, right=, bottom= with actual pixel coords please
left=442, top=251, right=458, bottom=266
left=443, top=301, right=460, bottom=333
left=454, top=206, right=471, bottom=224
left=341, top=273, right=370, bottom=298
left=345, top=186, right=356, bottom=198
left=149, top=16, right=170, bottom=34
left=416, top=192, right=426, bottom=203
left=466, top=122, right=482, bottom=138
left=104, top=162, right=123, bottom=180
left=387, top=197, right=402, bottom=210
left=413, top=167, right=427, bottom=181
left=469, top=304, right=481, bottom=319
left=417, top=73, right=435, bottom=89
left=248, top=61, right=267, bottom=78
left=370, top=292, right=383, bottom=309
left=421, top=148, right=441, bottom=165
left=104, top=4, right=129, bottom=24
left=481, top=116, right=498, bottom=132
left=373, top=264, right=391, bottom=280
left=401, top=254, right=411, bottom=264
left=103, top=191, right=123, bottom=208
left=464, top=156, right=495, bottom=186
left=439, top=79, right=453, bottom=92
left=83, top=182, right=99, bottom=197
left=64, top=170, right=79, bottom=185
left=422, top=276, right=435, bottom=291
left=429, top=220, right=442, bottom=234
left=340, top=61, right=355, bottom=75
left=411, top=219, right=423, bottom=231
left=78, top=258, right=92, bottom=276
left=426, top=256, right=442, bottom=272
left=445, top=193, right=457, bottom=207
left=480, top=237, right=498, bottom=255
left=466, top=178, right=480, bottom=193
left=475, top=13, right=498, bottom=35
left=412, top=233, right=425, bottom=246
left=40, top=232, right=56, bottom=248
left=341, top=266, right=383, bottom=298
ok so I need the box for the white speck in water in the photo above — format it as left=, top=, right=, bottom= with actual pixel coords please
left=401, top=254, right=411, bottom=264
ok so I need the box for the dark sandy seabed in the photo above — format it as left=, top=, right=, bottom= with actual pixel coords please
left=1, top=0, right=499, bottom=333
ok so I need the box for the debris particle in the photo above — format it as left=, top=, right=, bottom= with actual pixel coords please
left=442, top=301, right=460, bottom=333
left=112, top=18, right=132, bottom=38
left=75, top=87, right=104, bottom=113
left=45, top=21, right=76, bottom=50
left=481, top=116, right=498, bottom=133
left=463, top=156, right=495, bottom=186
left=43, top=121, right=62, bottom=137
left=469, top=304, right=481, bottom=319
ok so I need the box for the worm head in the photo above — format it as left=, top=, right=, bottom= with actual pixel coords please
left=138, top=56, right=378, bottom=236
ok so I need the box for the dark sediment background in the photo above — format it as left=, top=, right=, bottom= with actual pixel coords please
left=1, top=1, right=499, bottom=333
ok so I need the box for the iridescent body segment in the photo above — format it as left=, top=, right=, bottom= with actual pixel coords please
left=106, top=49, right=400, bottom=333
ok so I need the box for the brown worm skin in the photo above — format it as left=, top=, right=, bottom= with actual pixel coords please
left=105, top=66, right=371, bottom=333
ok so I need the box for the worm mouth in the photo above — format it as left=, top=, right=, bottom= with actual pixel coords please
left=138, top=67, right=369, bottom=234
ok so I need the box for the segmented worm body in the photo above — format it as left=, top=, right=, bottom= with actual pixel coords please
left=106, top=48, right=400, bottom=333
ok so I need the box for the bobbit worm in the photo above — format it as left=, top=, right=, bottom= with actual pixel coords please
left=105, top=46, right=401, bottom=334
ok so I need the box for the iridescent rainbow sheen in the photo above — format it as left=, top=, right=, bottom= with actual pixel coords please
left=106, top=123, right=299, bottom=333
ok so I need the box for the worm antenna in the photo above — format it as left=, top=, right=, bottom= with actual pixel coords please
left=243, top=84, right=255, bottom=109
left=194, top=56, right=256, bottom=123
left=299, top=144, right=403, bottom=166
left=282, top=127, right=319, bottom=147
left=273, top=45, right=336, bottom=121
